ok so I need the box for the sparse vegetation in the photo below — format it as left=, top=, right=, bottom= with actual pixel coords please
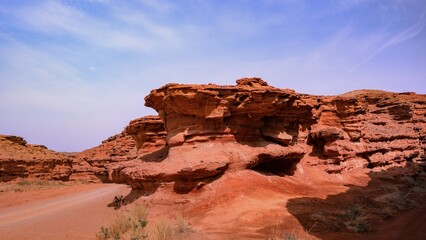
left=0, top=178, right=69, bottom=192
left=174, top=213, right=192, bottom=234
left=377, top=190, right=417, bottom=211
left=268, top=230, right=314, bottom=240
left=98, top=227, right=111, bottom=240
left=268, top=223, right=315, bottom=240
left=311, top=211, right=340, bottom=231
left=309, top=204, right=373, bottom=233
left=112, top=195, right=127, bottom=210
left=343, top=204, right=372, bottom=233
left=97, top=204, right=148, bottom=240
left=153, top=218, right=173, bottom=240
left=16, top=179, right=50, bottom=186
left=379, top=204, right=394, bottom=220
left=97, top=205, right=193, bottom=240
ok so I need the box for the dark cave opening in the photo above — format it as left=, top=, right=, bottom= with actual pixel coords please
left=308, top=137, right=327, bottom=156
left=250, top=154, right=301, bottom=176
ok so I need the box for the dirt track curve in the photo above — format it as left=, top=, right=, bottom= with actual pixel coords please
left=0, top=184, right=130, bottom=240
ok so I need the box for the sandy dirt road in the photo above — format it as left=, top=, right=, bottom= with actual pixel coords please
left=0, top=184, right=131, bottom=240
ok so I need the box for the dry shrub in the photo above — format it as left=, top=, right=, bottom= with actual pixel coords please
left=379, top=204, right=393, bottom=220
left=174, top=213, right=192, bottom=234
left=268, top=222, right=315, bottom=240
left=311, top=211, right=341, bottom=231
left=376, top=190, right=417, bottom=211
left=97, top=205, right=193, bottom=240
left=153, top=218, right=174, bottom=240
left=344, top=204, right=372, bottom=233
left=97, top=204, right=148, bottom=240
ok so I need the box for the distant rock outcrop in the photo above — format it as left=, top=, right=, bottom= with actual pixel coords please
left=0, top=134, right=73, bottom=181
left=73, top=116, right=167, bottom=182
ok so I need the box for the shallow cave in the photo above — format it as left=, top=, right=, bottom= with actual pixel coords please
left=250, top=154, right=301, bottom=176
left=308, top=137, right=327, bottom=156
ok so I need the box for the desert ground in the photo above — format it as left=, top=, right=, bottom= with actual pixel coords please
left=0, top=167, right=425, bottom=240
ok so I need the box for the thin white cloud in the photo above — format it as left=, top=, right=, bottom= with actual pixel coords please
left=137, top=0, right=176, bottom=12
left=108, top=8, right=180, bottom=46
left=14, top=0, right=179, bottom=52
left=339, top=0, right=371, bottom=10
left=0, top=37, right=81, bottom=88
left=342, top=19, right=426, bottom=78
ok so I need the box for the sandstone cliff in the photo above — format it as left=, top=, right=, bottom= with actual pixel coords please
left=1, top=78, right=425, bottom=188
left=113, top=78, right=426, bottom=190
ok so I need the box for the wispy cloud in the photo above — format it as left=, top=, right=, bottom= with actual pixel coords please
left=342, top=19, right=426, bottom=78
left=0, top=36, right=81, bottom=89
left=1, top=0, right=425, bottom=151
left=137, top=0, right=176, bottom=12
left=14, top=0, right=179, bottom=52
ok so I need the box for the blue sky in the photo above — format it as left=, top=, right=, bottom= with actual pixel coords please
left=0, top=0, right=425, bottom=151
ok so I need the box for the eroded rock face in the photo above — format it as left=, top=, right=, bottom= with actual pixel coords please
left=72, top=131, right=137, bottom=182
left=0, top=115, right=168, bottom=183
left=72, top=116, right=167, bottom=182
left=125, top=115, right=167, bottom=155
left=144, top=78, right=317, bottom=147
left=2, top=78, right=425, bottom=189
left=114, top=78, right=426, bottom=189
left=0, top=135, right=73, bottom=181
left=315, top=90, right=426, bottom=172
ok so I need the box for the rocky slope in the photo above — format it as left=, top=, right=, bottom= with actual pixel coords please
left=0, top=135, right=73, bottom=181
left=73, top=116, right=166, bottom=182
left=70, top=131, right=135, bottom=182
left=112, top=78, right=426, bottom=191
left=0, top=116, right=166, bottom=183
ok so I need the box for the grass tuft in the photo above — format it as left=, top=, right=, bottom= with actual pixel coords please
left=97, top=204, right=149, bottom=240
left=268, top=223, right=315, bottom=240
left=379, top=204, right=394, bottom=220
left=344, top=204, right=372, bottom=233
left=97, top=203, right=194, bottom=240
left=153, top=218, right=174, bottom=240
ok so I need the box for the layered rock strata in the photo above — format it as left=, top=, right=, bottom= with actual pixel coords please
left=72, top=131, right=135, bottom=182
left=2, top=78, right=425, bottom=188
left=0, top=135, right=73, bottom=181
left=113, top=78, right=426, bottom=190
left=72, top=116, right=167, bottom=182
left=0, top=116, right=167, bottom=182
left=124, top=115, right=167, bottom=155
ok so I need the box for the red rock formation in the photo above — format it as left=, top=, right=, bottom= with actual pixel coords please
left=1, top=78, right=424, bottom=189
left=0, top=134, right=73, bottom=181
left=114, top=78, right=426, bottom=190
left=0, top=115, right=167, bottom=183
left=124, top=115, right=167, bottom=155
left=73, top=116, right=167, bottom=182
left=71, top=131, right=135, bottom=182
left=314, top=90, right=426, bottom=172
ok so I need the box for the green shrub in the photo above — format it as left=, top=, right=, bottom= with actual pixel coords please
left=112, top=195, right=126, bottom=210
